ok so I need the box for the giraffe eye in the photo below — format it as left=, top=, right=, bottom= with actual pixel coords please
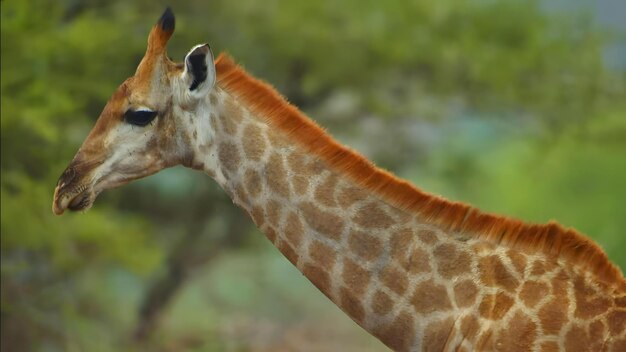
left=124, top=109, right=158, bottom=127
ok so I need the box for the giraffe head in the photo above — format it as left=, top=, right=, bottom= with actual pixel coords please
left=52, top=8, right=217, bottom=215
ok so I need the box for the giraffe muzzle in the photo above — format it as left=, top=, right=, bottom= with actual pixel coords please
left=52, top=163, right=98, bottom=215
left=52, top=156, right=150, bottom=215
left=53, top=183, right=94, bottom=215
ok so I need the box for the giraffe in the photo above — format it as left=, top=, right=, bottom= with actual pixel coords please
left=52, top=8, right=626, bottom=352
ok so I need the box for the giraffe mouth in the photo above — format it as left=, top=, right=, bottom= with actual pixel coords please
left=52, top=169, right=148, bottom=215
left=67, top=189, right=92, bottom=212
left=52, top=184, right=94, bottom=215
left=52, top=158, right=163, bottom=215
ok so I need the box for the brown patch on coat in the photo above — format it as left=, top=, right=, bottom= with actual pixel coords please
left=244, top=168, right=263, bottom=199
left=296, top=180, right=314, bottom=198
left=218, top=112, right=239, bottom=136
left=479, top=292, right=514, bottom=320
left=538, top=297, right=569, bottom=335
left=588, top=320, right=606, bottom=349
left=242, top=124, right=267, bottom=161
left=339, top=287, right=365, bottom=323
left=277, top=239, right=299, bottom=266
left=606, top=308, right=626, bottom=336
left=433, top=242, right=473, bottom=279
left=479, top=255, right=519, bottom=292
left=305, top=159, right=326, bottom=175
left=454, top=280, right=479, bottom=308
left=299, top=202, right=345, bottom=241
left=475, top=330, right=494, bottom=350
left=531, top=260, right=550, bottom=277
left=264, top=226, right=277, bottom=243
left=348, top=231, right=382, bottom=262
left=266, top=153, right=290, bottom=198
left=564, top=325, right=591, bottom=352
left=372, top=311, right=415, bottom=352
left=292, top=175, right=310, bottom=196
left=573, top=277, right=611, bottom=319
left=372, top=290, right=394, bottom=315
left=209, top=92, right=218, bottom=106
left=494, top=310, right=537, bottom=352
left=417, top=229, right=439, bottom=245
left=287, top=152, right=310, bottom=195
left=423, top=317, right=455, bottom=352
left=287, top=151, right=306, bottom=174
left=508, top=249, right=528, bottom=275
left=234, top=182, right=249, bottom=205
left=218, top=142, right=240, bottom=174
left=342, top=257, right=371, bottom=297
left=336, top=185, right=368, bottom=208
left=209, top=112, right=219, bottom=132
left=519, top=281, right=550, bottom=309
left=283, top=212, right=303, bottom=248
left=399, top=247, right=431, bottom=274
left=610, top=337, right=626, bottom=352
left=267, top=128, right=288, bottom=149
left=353, top=202, right=396, bottom=229
left=249, top=205, right=265, bottom=227
left=460, top=314, right=480, bottom=340
left=540, top=341, right=560, bottom=352
left=308, top=240, right=336, bottom=271
left=314, top=173, right=339, bottom=207
left=614, top=294, right=626, bottom=308
left=390, top=228, right=413, bottom=257
left=303, top=263, right=332, bottom=299
left=411, top=279, right=452, bottom=315
left=380, top=264, right=409, bottom=295
left=552, top=271, right=570, bottom=297
left=265, top=199, right=282, bottom=227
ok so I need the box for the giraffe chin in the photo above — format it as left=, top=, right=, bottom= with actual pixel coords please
left=67, top=191, right=93, bottom=212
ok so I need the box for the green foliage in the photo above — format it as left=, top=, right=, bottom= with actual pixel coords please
left=1, top=0, right=625, bottom=351
left=203, top=0, right=613, bottom=125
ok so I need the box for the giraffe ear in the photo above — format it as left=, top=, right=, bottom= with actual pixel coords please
left=182, top=44, right=216, bottom=95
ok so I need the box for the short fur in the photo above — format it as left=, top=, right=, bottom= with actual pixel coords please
left=214, top=53, right=625, bottom=291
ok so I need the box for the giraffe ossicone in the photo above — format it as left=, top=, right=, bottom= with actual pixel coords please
left=52, top=8, right=626, bottom=352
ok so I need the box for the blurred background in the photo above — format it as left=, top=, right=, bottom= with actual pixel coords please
left=1, top=0, right=625, bottom=351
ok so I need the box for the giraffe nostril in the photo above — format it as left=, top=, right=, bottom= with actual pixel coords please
left=58, top=167, right=77, bottom=188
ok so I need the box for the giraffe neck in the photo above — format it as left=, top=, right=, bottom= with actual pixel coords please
left=189, top=87, right=625, bottom=351
left=195, top=88, right=452, bottom=349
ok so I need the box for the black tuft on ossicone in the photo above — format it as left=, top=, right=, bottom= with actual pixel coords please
left=158, top=7, right=175, bottom=32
